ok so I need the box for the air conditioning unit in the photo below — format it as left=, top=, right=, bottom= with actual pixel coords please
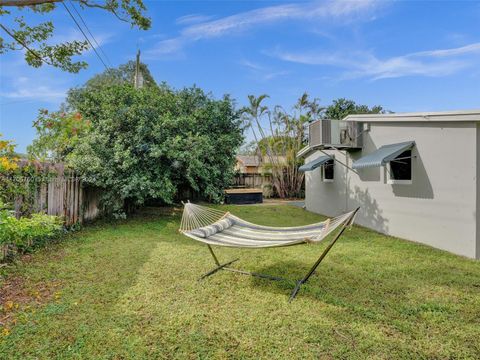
left=309, top=119, right=337, bottom=146
left=339, top=121, right=363, bottom=148
left=308, top=120, right=363, bottom=149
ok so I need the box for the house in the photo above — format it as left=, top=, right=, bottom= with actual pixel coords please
left=298, top=110, right=480, bottom=259
left=235, top=154, right=287, bottom=174
left=235, top=155, right=261, bottom=174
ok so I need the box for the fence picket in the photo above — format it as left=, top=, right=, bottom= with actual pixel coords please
left=13, top=175, right=100, bottom=225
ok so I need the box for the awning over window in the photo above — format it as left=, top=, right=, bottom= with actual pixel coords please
left=299, top=155, right=331, bottom=172
left=352, top=141, right=415, bottom=169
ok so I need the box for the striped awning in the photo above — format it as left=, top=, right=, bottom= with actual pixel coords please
left=299, top=155, right=331, bottom=172
left=352, top=141, right=415, bottom=169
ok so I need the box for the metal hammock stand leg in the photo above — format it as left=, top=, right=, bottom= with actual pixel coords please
left=197, top=211, right=357, bottom=302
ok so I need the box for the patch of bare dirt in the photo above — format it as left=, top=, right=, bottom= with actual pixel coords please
left=0, top=275, right=62, bottom=336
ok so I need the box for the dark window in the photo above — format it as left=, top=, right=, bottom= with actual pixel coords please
left=324, top=159, right=334, bottom=180
left=389, top=150, right=412, bottom=181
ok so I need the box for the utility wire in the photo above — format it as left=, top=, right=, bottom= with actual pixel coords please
left=62, top=1, right=109, bottom=71
left=68, top=0, right=113, bottom=68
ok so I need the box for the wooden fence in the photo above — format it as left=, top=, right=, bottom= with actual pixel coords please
left=233, top=173, right=274, bottom=197
left=14, top=176, right=101, bottom=226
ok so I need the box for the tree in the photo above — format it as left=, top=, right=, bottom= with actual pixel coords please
left=241, top=95, right=388, bottom=197
left=0, top=0, right=150, bottom=72
left=27, top=109, right=91, bottom=161
left=28, top=61, right=156, bottom=160
left=67, top=60, right=158, bottom=109
left=68, top=83, right=243, bottom=216
left=242, top=93, right=312, bottom=198
left=324, top=98, right=386, bottom=120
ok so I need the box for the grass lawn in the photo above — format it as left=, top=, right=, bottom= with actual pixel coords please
left=1, top=205, right=479, bottom=359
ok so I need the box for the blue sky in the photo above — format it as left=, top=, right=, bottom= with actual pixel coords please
left=1, top=0, right=480, bottom=152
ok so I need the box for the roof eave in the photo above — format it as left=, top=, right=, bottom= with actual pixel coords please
left=343, top=109, right=480, bottom=123
left=297, top=145, right=319, bottom=159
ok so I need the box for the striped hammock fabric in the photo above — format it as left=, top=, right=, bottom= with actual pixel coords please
left=179, top=202, right=357, bottom=248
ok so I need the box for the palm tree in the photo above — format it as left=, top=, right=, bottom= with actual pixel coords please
left=241, top=93, right=315, bottom=198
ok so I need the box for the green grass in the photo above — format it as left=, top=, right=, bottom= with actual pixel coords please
left=1, top=205, right=479, bottom=359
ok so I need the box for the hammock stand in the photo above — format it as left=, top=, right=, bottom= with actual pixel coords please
left=179, top=202, right=360, bottom=302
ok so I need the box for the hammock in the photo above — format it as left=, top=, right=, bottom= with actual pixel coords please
left=179, top=202, right=359, bottom=301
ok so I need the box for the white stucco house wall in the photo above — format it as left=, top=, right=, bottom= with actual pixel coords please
left=298, top=110, right=480, bottom=259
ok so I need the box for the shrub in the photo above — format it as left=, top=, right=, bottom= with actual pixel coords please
left=0, top=201, right=63, bottom=261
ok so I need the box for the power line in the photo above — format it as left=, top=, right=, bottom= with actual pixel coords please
left=62, top=1, right=109, bottom=71
left=68, top=0, right=113, bottom=68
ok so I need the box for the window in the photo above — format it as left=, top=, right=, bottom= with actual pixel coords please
left=322, top=159, right=334, bottom=182
left=387, top=150, right=412, bottom=184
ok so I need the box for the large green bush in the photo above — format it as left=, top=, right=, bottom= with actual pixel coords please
left=68, top=83, right=243, bottom=216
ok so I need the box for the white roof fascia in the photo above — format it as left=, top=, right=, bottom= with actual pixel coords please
left=343, top=109, right=480, bottom=123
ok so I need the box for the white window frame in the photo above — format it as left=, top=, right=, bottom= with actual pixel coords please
left=385, top=150, right=413, bottom=185
left=322, top=158, right=335, bottom=183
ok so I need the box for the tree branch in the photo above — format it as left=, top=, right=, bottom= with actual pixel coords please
left=77, top=0, right=111, bottom=11
left=0, top=23, right=53, bottom=65
left=0, top=0, right=131, bottom=23
left=0, top=0, right=110, bottom=8
left=0, top=0, right=62, bottom=6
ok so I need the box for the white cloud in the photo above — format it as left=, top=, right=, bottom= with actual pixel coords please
left=175, top=14, right=214, bottom=25
left=0, top=82, right=66, bottom=103
left=147, top=38, right=184, bottom=56
left=271, top=42, right=480, bottom=80
left=239, top=59, right=289, bottom=81
left=239, top=59, right=264, bottom=71
left=147, top=0, right=381, bottom=57
left=269, top=49, right=359, bottom=67
left=262, top=70, right=290, bottom=81
left=411, top=42, right=480, bottom=58
left=0, top=85, right=66, bottom=103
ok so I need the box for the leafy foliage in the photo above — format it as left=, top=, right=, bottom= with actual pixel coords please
left=68, top=83, right=243, bottom=216
left=0, top=162, right=58, bottom=217
left=0, top=133, right=18, bottom=172
left=241, top=93, right=314, bottom=198
left=29, top=61, right=157, bottom=161
left=1, top=133, right=59, bottom=216
left=67, top=60, right=158, bottom=109
left=324, top=98, right=387, bottom=120
left=0, top=0, right=151, bottom=72
left=0, top=134, right=22, bottom=209
left=28, top=109, right=91, bottom=161
left=0, top=199, right=62, bottom=260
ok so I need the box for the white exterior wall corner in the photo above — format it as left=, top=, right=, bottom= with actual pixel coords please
left=305, top=119, right=480, bottom=259
left=477, top=123, right=480, bottom=259
left=304, top=150, right=349, bottom=218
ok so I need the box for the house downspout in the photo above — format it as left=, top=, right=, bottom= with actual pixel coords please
left=345, top=153, right=349, bottom=212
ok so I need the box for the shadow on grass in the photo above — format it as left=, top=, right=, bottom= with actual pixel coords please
left=227, top=260, right=316, bottom=299
left=243, top=259, right=412, bottom=305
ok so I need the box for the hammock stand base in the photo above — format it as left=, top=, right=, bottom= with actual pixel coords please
left=198, top=215, right=353, bottom=302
